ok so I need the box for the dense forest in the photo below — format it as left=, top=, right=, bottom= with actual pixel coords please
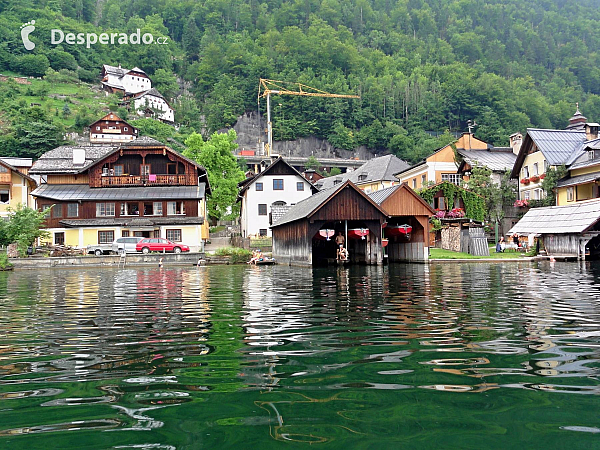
left=2, top=0, right=600, bottom=162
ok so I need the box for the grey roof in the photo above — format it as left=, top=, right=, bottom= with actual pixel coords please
left=0, top=157, right=32, bottom=168
left=457, top=149, right=517, bottom=172
left=556, top=171, right=600, bottom=188
left=103, top=64, right=126, bottom=77
left=508, top=200, right=600, bottom=235
left=120, top=136, right=163, bottom=148
left=29, top=144, right=117, bottom=174
left=272, top=185, right=341, bottom=227
left=270, top=204, right=291, bottom=224
left=59, top=216, right=204, bottom=228
left=318, top=154, right=410, bottom=189
left=136, top=88, right=165, bottom=100
left=32, top=183, right=206, bottom=201
left=368, top=185, right=401, bottom=205
left=527, top=128, right=586, bottom=166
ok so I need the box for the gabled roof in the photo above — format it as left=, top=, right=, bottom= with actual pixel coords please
left=318, top=154, right=410, bottom=189
left=272, top=180, right=388, bottom=227
left=456, top=148, right=516, bottom=173
left=135, top=88, right=165, bottom=100
left=368, top=184, right=436, bottom=215
left=508, top=199, right=600, bottom=235
left=128, top=67, right=147, bottom=75
left=555, top=171, right=600, bottom=188
left=0, top=159, right=36, bottom=184
left=89, top=112, right=136, bottom=130
left=238, top=156, right=318, bottom=198
left=30, top=144, right=118, bottom=174
left=102, top=64, right=126, bottom=77
left=511, top=128, right=586, bottom=178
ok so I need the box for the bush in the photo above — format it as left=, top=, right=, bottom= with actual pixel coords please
left=0, top=252, right=11, bottom=270
left=214, top=247, right=252, bottom=263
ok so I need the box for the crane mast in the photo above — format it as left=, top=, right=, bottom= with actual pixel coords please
left=258, top=79, right=360, bottom=156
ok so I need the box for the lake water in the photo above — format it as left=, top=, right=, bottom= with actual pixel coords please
left=0, top=262, right=599, bottom=449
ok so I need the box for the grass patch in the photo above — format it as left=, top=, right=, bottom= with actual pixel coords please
left=250, top=237, right=272, bottom=247
left=430, top=247, right=527, bottom=260
left=213, top=247, right=252, bottom=263
left=209, top=225, right=226, bottom=233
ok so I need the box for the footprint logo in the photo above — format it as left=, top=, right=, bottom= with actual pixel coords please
left=20, top=20, right=35, bottom=51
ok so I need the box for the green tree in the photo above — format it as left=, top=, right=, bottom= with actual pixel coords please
left=15, top=122, right=64, bottom=158
left=153, top=69, right=179, bottom=99
left=304, top=155, right=321, bottom=171
left=539, top=165, right=568, bottom=206
left=134, top=118, right=175, bottom=143
left=1, top=204, right=51, bottom=257
left=183, top=130, right=245, bottom=220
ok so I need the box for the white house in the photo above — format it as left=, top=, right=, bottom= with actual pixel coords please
left=101, top=65, right=151, bottom=95
left=238, top=157, right=318, bottom=238
left=129, top=88, right=175, bottom=124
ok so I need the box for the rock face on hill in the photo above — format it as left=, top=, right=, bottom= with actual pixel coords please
left=227, top=112, right=377, bottom=160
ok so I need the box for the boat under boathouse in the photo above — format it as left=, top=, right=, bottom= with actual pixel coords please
left=271, top=181, right=388, bottom=266
left=368, top=184, right=435, bottom=262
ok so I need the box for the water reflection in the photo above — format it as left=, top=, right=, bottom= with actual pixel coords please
left=0, top=262, right=599, bottom=448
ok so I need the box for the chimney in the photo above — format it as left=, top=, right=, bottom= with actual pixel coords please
left=585, top=123, right=599, bottom=141
left=72, top=148, right=85, bottom=166
left=509, top=132, right=522, bottom=156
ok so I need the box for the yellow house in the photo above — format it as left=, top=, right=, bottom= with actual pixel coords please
left=395, top=133, right=490, bottom=189
left=510, top=108, right=595, bottom=202
left=315, top=154, right=410, bottom=193
left=556, top=141, right=600, bottom=205
left=0, top=158, right=37, bottom=217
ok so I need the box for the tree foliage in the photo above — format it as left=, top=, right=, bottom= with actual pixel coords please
left=0, top=204, right=51, bottom=256
left=183, top=130, right=245, bottom=220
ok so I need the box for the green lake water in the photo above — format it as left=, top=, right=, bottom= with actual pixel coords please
left=0, top=262, right=599, bottom=449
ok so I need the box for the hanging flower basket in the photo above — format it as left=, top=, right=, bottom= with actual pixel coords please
left=520, top=178, right=530, bottom=184
left=530, top=175, right=540, bottom=183
left=514, top=199, right=529, bottom=208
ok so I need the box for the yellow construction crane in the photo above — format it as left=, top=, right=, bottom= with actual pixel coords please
left=258, top=78, right=360, bottom=156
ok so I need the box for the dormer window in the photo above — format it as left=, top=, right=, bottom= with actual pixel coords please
left=358, top=173, right=367, bottom=181
left=333, top=177, right=342, bottom=185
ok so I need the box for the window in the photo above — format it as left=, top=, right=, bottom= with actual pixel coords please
left=124, top=127, right=128, bottom=131
left=358, top=173, right=367, bottom=181
left=122, top=202, right=139, bottom=216
left=67, top=203, right=78, bottom=217
left=52, top=205, right=63, bottom=218
left=544, top=160, right=548, bottom=172
left=259, top=229, right=268, bottom=236
left=258, top=204, right=267, bottom=215
left=96, top=203, right=115, bottom=217
left=0, top=165, right=8, bottom=173
left=441, top=173, right=462, bottom=185
left=166, top=229, right=182, bottom=242
left=96, top=126, right=100, bottom=130
left=154, top=202, right=163, bottom=215
left=522, top=166, right=529, bottom=178
left=122, top=230, right=130, bottom=237
left=167, top=201, right=185, bottom=215
left=273, top=179, right=284, bottom=190
left=524, top=190, right=530, bottom=200
left=533, top=163, right=538, bottom=176
left=167, top=163, right=177, bottom=175
left=297, top=182, right=304, bottom=191
left=140, top=164, right=151, bottom=176
left=98, top=231, right=114, bottom=244
left=567, top=186, right=574, bottom=202
left=421, top=174, right=426, bottom=185
left=54, top=232, right=65, bottom=245
left=143, top=202, right=154, bottom=215
left=114, top=165, right=124, bottom=176
left=412, top=179, right=417, bottom=188
left=534, top=189, right=541, bottom=200
left=256, top=182, right=263, bottom=191
left=0, top=189, right=8, bottom=203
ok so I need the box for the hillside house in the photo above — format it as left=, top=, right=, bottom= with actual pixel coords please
left=89, top=113, right=138, bottom=144
left=123, top=88, right=175, bottom=124
left=0, top=158, right=37, bottom=217
left=101, top=65, right=151, bottom=95
left=29, top=137, right=210, bottom=251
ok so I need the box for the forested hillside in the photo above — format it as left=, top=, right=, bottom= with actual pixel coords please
left=2, top=0, right=600, bottom=162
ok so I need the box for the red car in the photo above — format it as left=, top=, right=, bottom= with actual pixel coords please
left=136, top=238, right=190, bottom=254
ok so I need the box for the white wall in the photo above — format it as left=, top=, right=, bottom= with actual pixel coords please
left=134, top=94, right=174, bottom=122
left=123, top=74, right=151, bottom=94
left=242, top=174, right=312, bottom=237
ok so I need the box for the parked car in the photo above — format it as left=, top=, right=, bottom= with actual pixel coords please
left=87, top=243, right=113, bottom=256
left=135, top=238, right=190, bottom=254
left=112, top=237, right=144, bottom=254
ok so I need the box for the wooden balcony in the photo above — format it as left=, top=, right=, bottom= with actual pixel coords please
left=0, top=172, right=11, bottom=184
left=100, top=174, right=187, bottom=187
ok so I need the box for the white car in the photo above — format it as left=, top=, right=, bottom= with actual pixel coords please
left=112, top=237, right=144, bottom=254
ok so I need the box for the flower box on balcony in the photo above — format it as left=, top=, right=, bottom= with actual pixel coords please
left=520, top=178, right=530, bottom=184
left=530, top=175, right=540, bottom=183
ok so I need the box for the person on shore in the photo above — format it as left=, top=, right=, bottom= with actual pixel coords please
left=496, top=236, right=505, bottom=253
left=513, top=233, right=520, bottom=248
left=158, top=257, right=164, bottom=268
left=335, top=232, right=345, bottom=260
left=248, top=249, right=262, bottom=265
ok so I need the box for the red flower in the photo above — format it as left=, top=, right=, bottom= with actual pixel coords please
left=520, top=178, right=530, bottom=184
left=530, top=175, right=540, bottom=182
left=540, top=173, right=546, bottom=180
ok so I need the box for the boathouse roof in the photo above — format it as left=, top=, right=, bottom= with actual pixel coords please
left=456, top=148, right=517, bottom=173
left=508, top=199, right=600, bottom=235
left=368, top=184, right=436, bottom=216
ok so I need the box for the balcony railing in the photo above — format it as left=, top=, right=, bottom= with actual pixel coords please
left=100, top=174, right=187, bottom=187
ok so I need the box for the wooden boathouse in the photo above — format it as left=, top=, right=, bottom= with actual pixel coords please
left=508, top=199, right=600, bottom=260
left=271, top=180, right=388, bottom=265
left=368, top=184, right=435, bottom=262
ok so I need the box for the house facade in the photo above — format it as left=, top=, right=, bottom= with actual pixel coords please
left=89, top=113, right=138, bottom=143
left=30, top=137, right=210, bottom=251
left=0, top=158, right=37, bottom=217
left=396, top=133, right=490, bottom=189
left=556, top=139, right=600, bottom=205
left=101, top=65, right=151, bottom=95
left=238, top=157, right=317, bottom=238
left=125, top=88, right=175, bottom=124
